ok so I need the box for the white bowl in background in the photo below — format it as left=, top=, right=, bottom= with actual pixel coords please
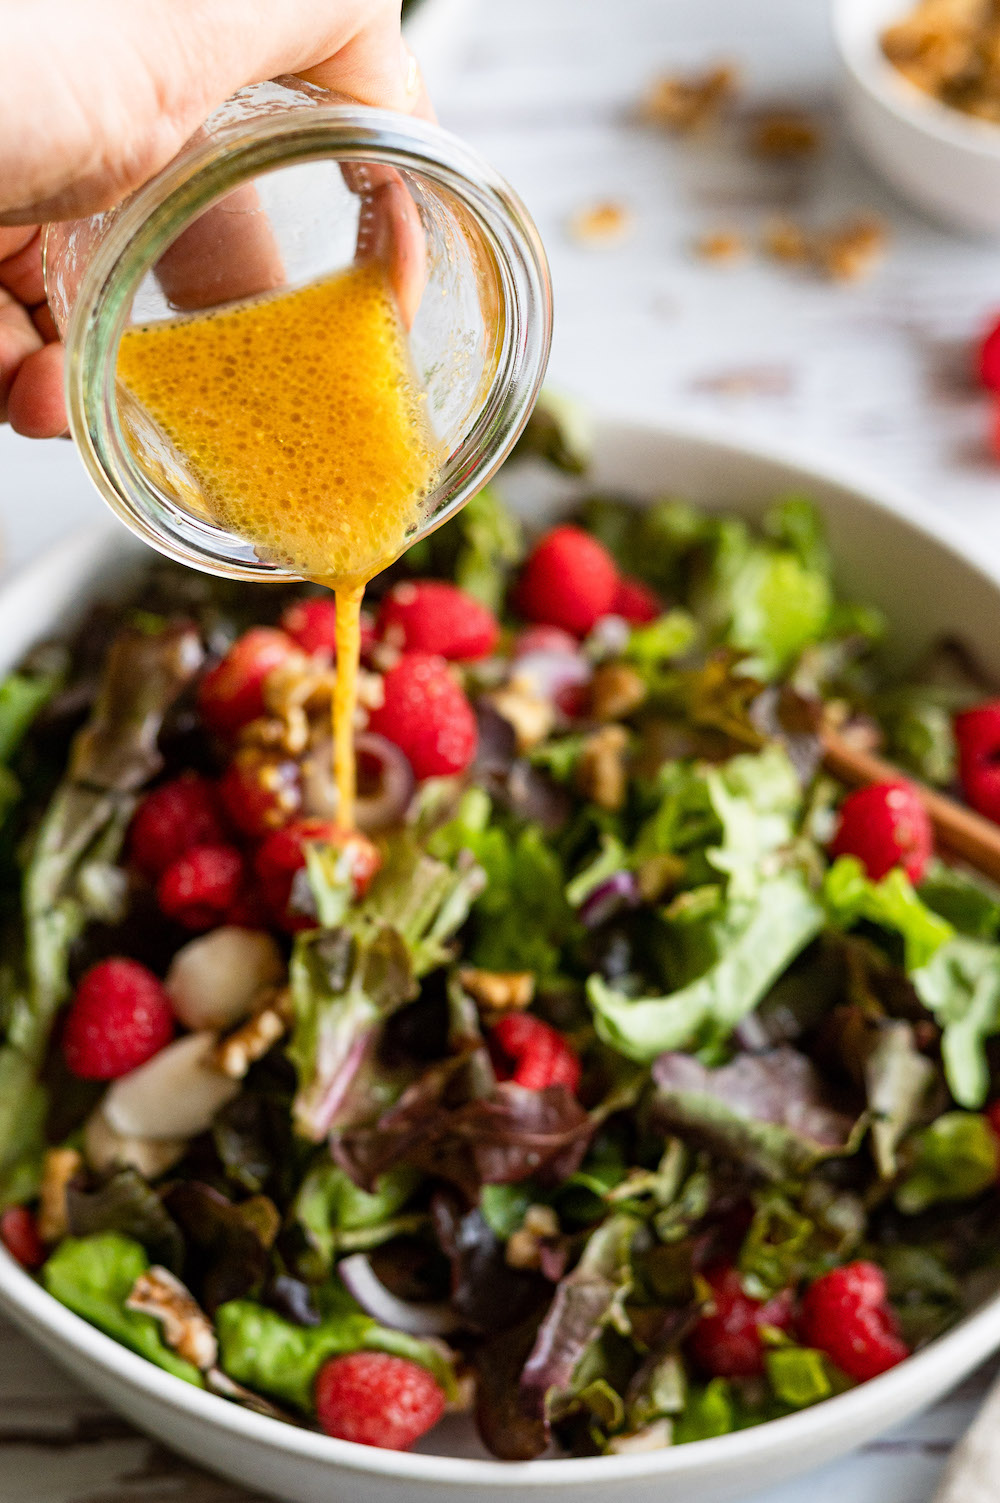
left=833, top=0, right=1000, bottom=236
left=2, top=416, right=1000, bottom=1502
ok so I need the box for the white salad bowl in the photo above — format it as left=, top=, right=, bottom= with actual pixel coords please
left=833, top=0, right=1000, bottom=236
left=3, top=416, right=1000, bottom=1503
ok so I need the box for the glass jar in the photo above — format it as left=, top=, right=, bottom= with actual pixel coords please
left=44, top=78, right=552, bottom=581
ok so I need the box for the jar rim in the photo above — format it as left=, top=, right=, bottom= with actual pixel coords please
left=58, top=87, right=552, bottom=581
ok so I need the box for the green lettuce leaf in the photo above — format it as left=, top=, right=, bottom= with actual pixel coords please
left=697, top=507, right=833, bottom=677
left=919, top=861, right=1000, bottom=940
left=765, top=1347, right=832, bottom=1408
left=588, top=872, right=824, bottom=1062
left=216, top=1283, right=456, bottom=1412
left=896, top=1111, right=998, bottom=1213
left=291, top=1159, right=420, bottom=1272
left=864, top=1021, right=936, bottom=1179
left=823, top=857, right=954, bottom=971
left=42, top=1234, right=203, bottom=1386
left=911, top=935, right=1000, bottom=1108
left=512, top=390, right=592, bottom=476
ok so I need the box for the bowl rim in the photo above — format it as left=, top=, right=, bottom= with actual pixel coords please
left=831, top=0, right=1000, bottom=160
left=3, top=410, right=1000, bottom=1485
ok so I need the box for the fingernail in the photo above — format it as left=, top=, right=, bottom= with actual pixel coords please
left=400, top=42, right=420, bottom=102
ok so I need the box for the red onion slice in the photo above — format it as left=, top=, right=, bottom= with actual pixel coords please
left=578, top=871, right=640, bottom=928
left=338, top=1254, right=461, bottom=1336
left=301, top=732, right=414, bottom=833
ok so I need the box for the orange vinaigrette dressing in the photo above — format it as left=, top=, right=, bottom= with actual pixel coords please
left=116, top=262, right=442, bottom=828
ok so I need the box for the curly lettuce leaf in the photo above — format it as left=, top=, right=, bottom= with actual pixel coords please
left=651, top=1047, right=863, bottom=1181
left=588, top=872, right=824, bottom=1062
left=896, top=1111, right=998, bottom=1214
left=291, top=1159, right=420, bottom=1273
left=0, top=624, right=201, bottom=1206
left=824, top=856, right=954, bottom=972
left=863, top=1021, right=936, bottom=1179
left=919, top=861, right=1000, bottom=940
left=216, top=1282, right=456, bottom=1412
left=911, top=935, right=1000, bottom=1108
left=520, top=1213, right=637, bottom=1428
left=42, top=1234, right=203, bottom=1386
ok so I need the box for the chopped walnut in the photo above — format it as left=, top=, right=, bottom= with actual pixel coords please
left=576, top=724, right=629, bottom=812
left=458, top=967, right=535, bottom=1014
left=693, top=229, right=748, bottom=264
left=589, top=663, right=648, bottom=722
left=38, top=1147, right=83, bottom=1243
left=488, top=682, right=556, bottom=752
left=762, top=214, right=889, bottom=282
left=882, top=0, right=1000, bottom=122
left=639, top=63, right=740, bottom=132
left=127, top=1266, right=218, bottom=1371
left=506, top=1204, right=561, bottom=1270
left=568, top=201, right=634, bottom=247
left=213, top=988, right=292, bottom=1079
left=750, top=111, right=823, bottom=157
left=815, top=215, right=888, bottom=283
left=762, top=216, right=811, bottom=265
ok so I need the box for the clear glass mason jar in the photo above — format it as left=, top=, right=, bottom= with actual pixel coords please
left=43, top=78, right=552, bottom=581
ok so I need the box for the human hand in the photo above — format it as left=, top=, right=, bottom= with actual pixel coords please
left=0, top=0, right=428, bottom=438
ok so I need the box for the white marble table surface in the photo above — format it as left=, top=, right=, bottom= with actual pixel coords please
left=2, top=0, right=999, bottom=1497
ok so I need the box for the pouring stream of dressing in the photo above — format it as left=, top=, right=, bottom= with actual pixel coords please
left=117, top=261, right=442, bottom=829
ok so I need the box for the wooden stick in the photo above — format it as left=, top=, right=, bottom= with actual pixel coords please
left=822, top=726, right=1000, bottom=885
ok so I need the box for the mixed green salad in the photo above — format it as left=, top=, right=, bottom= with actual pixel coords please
left=2, top=418, right=1000, bottom=1458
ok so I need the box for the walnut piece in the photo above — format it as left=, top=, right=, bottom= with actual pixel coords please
left=693, top=229, right=748, bottom=264
left=213, top=988, right=292, bottom=1079
left=488, top=682, right=556, bottom=752
left=750, top=111, right=823, bottom=157
left=568, top=201, right=634, bottom=247
left=762, top=214, right=889, bottom=282
left=38, top=1147, right=83, bottom=1243
left=639, top=63, right=740, bottom=131
left=882, top=0, right=1000, bottom=122
left=576, top=724, right=629, bottom=812
left=589, top=663, right=648, bottom=722
left=458, top=967, right=535, bottom=1014
left=127, top=1266, right=218, bottom=1371
left=506, top=1204, right=561, bottom=1270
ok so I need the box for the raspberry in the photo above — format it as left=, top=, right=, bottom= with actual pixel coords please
left=829, top=779, right=932, bottom=884
left=157, top=844, right=246, bottom=931
left=280, top=597, right=376, bottom=660
left=198, top=628, right=300, bottom=737
left=377, top=580, right=500, bottom=661
left=0, top=1206, right=45, bottom=1270
left=799, top=1261, right=909, bottom=1383
left=986, top=1099, right=1000, bottom=1147
left=978, top=315, right=1000, bottom=392
left=955, top=701, right=1000, bottom=822
left=515, top=525, right=619, bottom=637
left=489, top=1013, right=582, bottom=1093
left=612, top=575, right=662, bottom=624
left=128, top=774, right=226, bottom=880
left=688, top=1267, right=795, bottom=1379
left=367, top=652, right=478, bottom=780
left=255, top=819, right=381, bottom=932
left=220, top=747, right=301, bottom=836
left=314, top=1351, right=445, bottom=1449
left=62, top=958, right=174, bottom=1080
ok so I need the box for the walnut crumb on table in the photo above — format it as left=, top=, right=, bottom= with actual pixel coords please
left=693, top=229, right=748, bottom=263
left=639, top=62, right=740, bottom=131
left=568, top=200, right=634, bottom=246
left=749, top=110, right=824, bottom=157
left=762, top=214, right=889, bottom=282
